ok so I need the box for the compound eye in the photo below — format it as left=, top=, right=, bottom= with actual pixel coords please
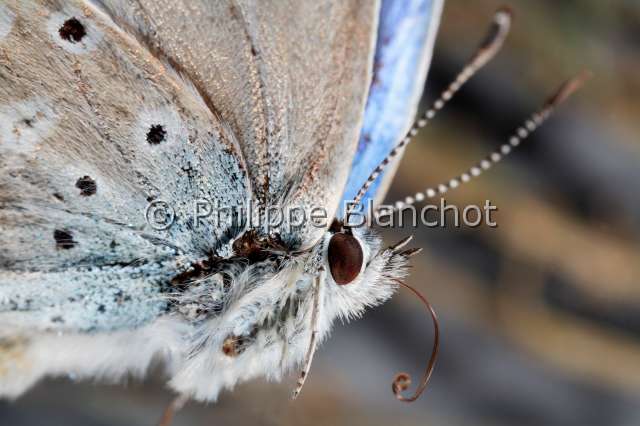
left=328, top=233, right=364, bottom=285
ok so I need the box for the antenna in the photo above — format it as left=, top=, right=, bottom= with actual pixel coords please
left=345, top=7, right=513, bottom=222
left=382, top=71, right=592, bottom=214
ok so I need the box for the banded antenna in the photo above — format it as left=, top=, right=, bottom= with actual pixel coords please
left=379, top=70, right=592, bottom=216
left=345, top=6, right=513, bottom=222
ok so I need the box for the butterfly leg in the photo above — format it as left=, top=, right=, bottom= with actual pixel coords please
left=157, top=393, right=189, bottom=426
left=291, top=269, right=324, bottom=399
left=0, top=337, right=37, bottom=399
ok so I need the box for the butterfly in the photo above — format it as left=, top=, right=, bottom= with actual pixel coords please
left=0, top=0, right=587, bottom=423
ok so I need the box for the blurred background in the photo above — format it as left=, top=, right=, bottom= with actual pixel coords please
left=2, top=0, right=639, bottom=425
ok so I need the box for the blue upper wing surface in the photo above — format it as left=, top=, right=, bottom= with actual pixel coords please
left=340, top=0, right=444, bottom=215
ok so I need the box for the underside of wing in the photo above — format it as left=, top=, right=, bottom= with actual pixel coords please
left=0, top=0, right=382, bottom=399
left=340, top=0, right=444, bottom=213
left=96, top=0, right=379, bottom=243
left=0, top=0, right=249, bottom=332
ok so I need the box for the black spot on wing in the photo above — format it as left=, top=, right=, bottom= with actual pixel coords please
left=59, top=18, right=86, bottom=43
left=54, top=229, right=76, bottom=249
left=75, top=175, right=97, bottom=196
left=146, top=124, right=167, bottom=145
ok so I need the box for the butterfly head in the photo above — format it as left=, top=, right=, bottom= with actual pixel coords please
left=318, top=222, right=416, bottom=322
left=280, top=221, right=436, bottom=401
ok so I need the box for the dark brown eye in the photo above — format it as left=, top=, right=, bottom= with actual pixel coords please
left=328, top=233, right=363, bottom=285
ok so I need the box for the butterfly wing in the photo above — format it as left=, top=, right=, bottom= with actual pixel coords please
left=0, top=0, right=380, bottom=397
left=0, top=0, right=250, bottom=333
left=98, top=0, right=379, bottom=244
left=340, top=0, right=444, bottom=214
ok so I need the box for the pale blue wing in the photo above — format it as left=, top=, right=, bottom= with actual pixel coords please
left=340, top=0, right=444, bottom=215
left=0, top=1, right=250, bottom=333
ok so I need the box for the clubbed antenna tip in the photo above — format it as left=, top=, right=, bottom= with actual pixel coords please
left=545, top=70, right=593, bottom=109
left=473, top=6, right=513, bottom=69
